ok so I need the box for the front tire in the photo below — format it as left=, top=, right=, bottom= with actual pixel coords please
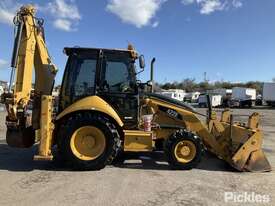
left=57, top=113, right=120, bottom=170
left=164, top=130, right=203, bottom=170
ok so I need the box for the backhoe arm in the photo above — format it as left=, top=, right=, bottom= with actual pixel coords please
left=4, top=5, right=57, bottom=149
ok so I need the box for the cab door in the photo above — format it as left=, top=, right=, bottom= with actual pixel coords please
left=59, top=50, right=98, bottom=112
left=97, top=50, right=139, bottom=129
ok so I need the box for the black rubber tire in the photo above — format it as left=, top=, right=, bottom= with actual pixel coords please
left=154, top=139, right=164, bottom=151
left=164, top=130, right=203, bottom=170
left=111, top=149, right=125, bottom=165
left=57, top=112, right=121, bottom=171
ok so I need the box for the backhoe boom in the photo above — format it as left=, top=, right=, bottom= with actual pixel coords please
left=4, top=5, right=57, bottom=153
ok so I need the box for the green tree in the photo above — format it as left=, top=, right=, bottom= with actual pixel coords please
left=157, top=79, right=265, bottom=94
left=180, top=78, right=196, bottom=92
left=196, top=81, right=214, bottom=92
left=245, top=81, right=262, bottom=94
left=214, top=81, right=232, bottom=89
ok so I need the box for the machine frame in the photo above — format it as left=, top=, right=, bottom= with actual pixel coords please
left=2, top=5, right=271, bottom=172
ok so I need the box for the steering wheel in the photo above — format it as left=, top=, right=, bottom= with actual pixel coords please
left=110, top=81, right=132, bottom=92
left=120, top=82, right=131, bottom=92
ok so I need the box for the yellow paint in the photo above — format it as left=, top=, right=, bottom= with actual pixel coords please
left=174, top=140, right=196, bottom=164
left=146, top=98, right=224, bottom=155
left=248, top=112, right=260, bottom=129
left=124, top=130, right=153, bottom=152
left=155, top=129, right=174, bottom=140
left=34, top=95, right=54, bottom=160
left=144, top=97, right=271, bottom=171
left=5, top=5, right=57, bottom=159
left=56, top=96, right=124, bottom=127
left=221, top=109, right=231, bottom=123
left=13, top=6, right=36, bottom=106
left=70, top=126, right=106, bottom=161
left=6, top=5, right=57, bottom=122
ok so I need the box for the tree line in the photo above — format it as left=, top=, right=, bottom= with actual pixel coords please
left=155, top=78, right=267, bottom=94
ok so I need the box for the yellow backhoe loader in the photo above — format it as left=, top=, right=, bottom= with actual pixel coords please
left=1, top=5, right=271, bottom=172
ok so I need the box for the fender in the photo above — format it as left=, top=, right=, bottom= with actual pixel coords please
left=56, top=96, right=124, bottom=127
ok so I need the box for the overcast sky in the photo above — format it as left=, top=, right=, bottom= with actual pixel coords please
left=0, top=0, right=274, bottom=84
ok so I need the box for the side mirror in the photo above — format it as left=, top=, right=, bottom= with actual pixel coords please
left=139, top=55, right=145, bottom=69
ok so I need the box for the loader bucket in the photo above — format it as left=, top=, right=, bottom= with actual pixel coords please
left=230, top=130, right=271, bottom=172
left=209, top=111, right=272, bottom=172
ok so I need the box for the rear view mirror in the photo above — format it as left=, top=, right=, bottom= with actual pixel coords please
left=139, top=55, right=145, bottom=69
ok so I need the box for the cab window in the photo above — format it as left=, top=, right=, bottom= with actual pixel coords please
left=60, top=52, right=98, bottom=111
left=100, top=52, right=136, bottom=93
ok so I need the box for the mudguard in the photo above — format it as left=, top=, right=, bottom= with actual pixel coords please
left=56, top=96, right=124, bottom=127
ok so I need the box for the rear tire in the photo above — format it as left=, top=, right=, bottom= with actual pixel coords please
left=154, top=139, right=164, bottom=151
left=57, top=113, right=120, bottom=170
left=164, top=130, right=203, bottom=170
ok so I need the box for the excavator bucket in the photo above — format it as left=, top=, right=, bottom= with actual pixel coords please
left=6, top=127, right=35, bottom=148
left=209, top=111, right=272, bottom=172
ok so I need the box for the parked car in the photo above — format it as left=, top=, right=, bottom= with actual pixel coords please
left=160, top=89, right=186, bottom=102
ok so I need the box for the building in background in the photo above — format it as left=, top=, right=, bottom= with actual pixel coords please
left=0, top=80, right=8, bottom=90
left=263, top=82, right=275, bottom=107
left=207, top=88, right=232, bottom=107
left=184, top=92, right=200, bottom=103
left=230, top=87, right=256, bottom=108
left=207, top=88, right=232, bottom=97
left=198, top=94, right=223, bottom=108
left=0, top=86, right=3, bottom=96
left=159, top=89, right=186, bottom=101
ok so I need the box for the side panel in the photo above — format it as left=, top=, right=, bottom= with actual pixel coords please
left=56, top=96, right=124, bottom=127
left=146, top=98, right=224, bottom=155
left=124, top=130, right=153, bottom=151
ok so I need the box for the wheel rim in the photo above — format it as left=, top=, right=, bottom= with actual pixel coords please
left=70, top=126, right=106, bottom=161
left=174, top=140, right=196, bottom=163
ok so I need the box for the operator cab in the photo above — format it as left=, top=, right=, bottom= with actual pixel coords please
left=59, top=47, right=144, bottom=129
